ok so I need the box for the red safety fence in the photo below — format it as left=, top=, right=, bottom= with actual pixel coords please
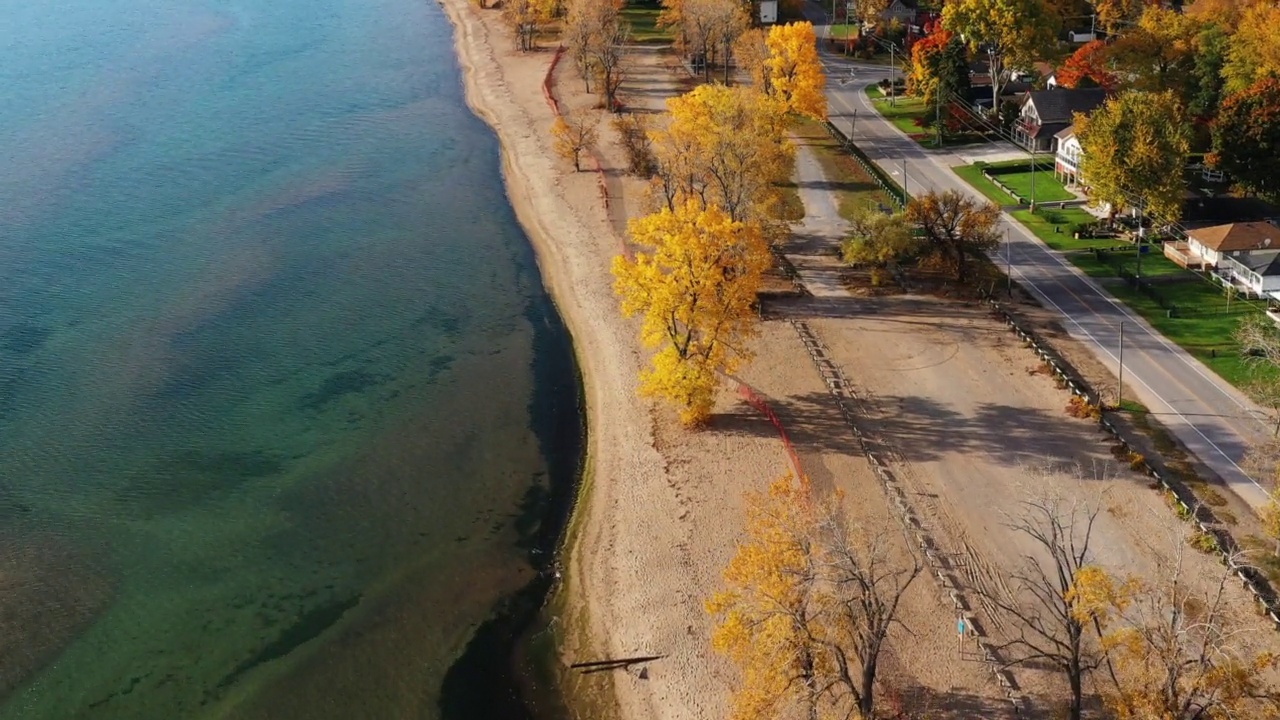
left=735, top=380, right=806, bottom=483
left=542, top=46, right=565, bottom=115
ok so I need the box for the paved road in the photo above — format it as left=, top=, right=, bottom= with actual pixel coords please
left=787, top=144, right=852, bottom=297
left=804, top=8, right=1274, bottom=510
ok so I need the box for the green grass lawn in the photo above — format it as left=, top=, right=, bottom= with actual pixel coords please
left=953, top=164, right=1017, bottom=205
left=986, top=162, right=1075, bottom=203
left=957, top=160, right=1075, bottom=204
left=867, top=92, right=988, bottom=148
left=1009, top=207, right=1103, bottom=252
left=953, top=160, right=1274, bottom=392
left=620, top=4, right=672, bottom=43
left=1077, top=253, right=1271, bottom=388
left=869, top=95, right=926, bottom=135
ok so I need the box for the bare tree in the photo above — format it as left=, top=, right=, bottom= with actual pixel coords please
left=812, top=497, right=924, bottom=718
left=978, top=482, right=1107, bottom=720
left=551, top=111, right=599, bottom=171
left=1236, top=314, right=1280, bottom=437
left=561, top=0, right=628, bottom=110
left=1086, top=545, right=1280, bottom=719
left=905, top=189, right=1002, bottom=283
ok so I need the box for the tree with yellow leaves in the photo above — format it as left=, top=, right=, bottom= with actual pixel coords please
left=733, top=27, right=770, bottom=91
left=1075, top=90, right=1192, bottom=224
left=763, top=22, right=827, bottom=121
left=1221, top=2, right=1280, bottom=94
left=551, top=111, right=599, bottom=171
left=649, top=84, right=794, bottom=228
left=611, top=201, right=770, bottom=425
left=503, top=0, right=557, bottom=51
left=1105, top=6, right=1203, bottom=102
left=707, top=475, right=922, bottom=719
left=706, top=475, right=824, bottom=718
left=942, top=0, right=1058, bottom=113
left=1071, top=550, right=1280, bottom=719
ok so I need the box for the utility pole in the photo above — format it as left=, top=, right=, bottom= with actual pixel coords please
left=851, top=108, right=857, bottom=138
left=890, top=43, right=896, bottom=106
left=1029, top=147, right=1037, bottom=210
left=902, top=157, right=908, bottom=203
left=1117, top=321, right=1125, bottom=410
left=935, top=82, right=942, bottom=147
left=1006, top=227, right=1013, bottom=297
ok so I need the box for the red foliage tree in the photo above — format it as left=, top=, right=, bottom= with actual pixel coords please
left=1055, top=40, right=1117, bottom=91
left=1210, top=76, right=1280, bottom=198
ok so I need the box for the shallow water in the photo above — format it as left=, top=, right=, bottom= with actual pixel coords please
left=0, top=0, right=579, bottom=717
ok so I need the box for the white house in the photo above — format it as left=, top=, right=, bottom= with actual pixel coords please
left=1185, top=221, right=1280, bottom=268
left=1218, top=250, right=1280, bottom=297
left=1054, top=125, right=1083, bottom=187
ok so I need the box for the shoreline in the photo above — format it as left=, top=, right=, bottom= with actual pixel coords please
left=436, top=1, right=615, bottom=716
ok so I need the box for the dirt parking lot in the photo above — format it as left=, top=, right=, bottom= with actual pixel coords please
left=764, top=292, right=1280, bottom=714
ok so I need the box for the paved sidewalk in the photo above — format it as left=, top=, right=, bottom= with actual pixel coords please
left=785, top=142, right=853, bottom=298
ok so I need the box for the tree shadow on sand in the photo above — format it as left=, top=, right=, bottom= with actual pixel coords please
left=713, top=388, right=1120, bottom=474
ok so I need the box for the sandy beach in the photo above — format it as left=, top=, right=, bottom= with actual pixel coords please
left=435, top=4, right=1011, bottom=717
left=437, top=3, right=1280, bottom=718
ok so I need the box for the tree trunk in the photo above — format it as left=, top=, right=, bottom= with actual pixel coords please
left=1068, top=654, right=1083, bottom=720
left=723, top=38, right=731, bottom=84
left=956, top=245, right=967, bottom=283
left=859, top=655, right=878, bottom=716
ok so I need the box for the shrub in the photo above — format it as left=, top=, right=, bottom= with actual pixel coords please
left=1188, top=531, right=1219, bottom=554
left=612, top=114, right=656, bottom=177
left=1126, top=451, right=1146, bottom=472
left=1066, top=395, right=1101, bottom=420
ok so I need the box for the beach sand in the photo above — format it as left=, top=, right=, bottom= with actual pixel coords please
left=436, top=4, right=1021, bottom=718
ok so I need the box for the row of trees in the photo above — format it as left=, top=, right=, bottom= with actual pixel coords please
left=900, top=0, right=1280, bottom=212
left=609, top=22, right=825, bottom=425
left=708, top=473, right=1280, bottom=719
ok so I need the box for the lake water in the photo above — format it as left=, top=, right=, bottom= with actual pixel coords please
left=0, top=0, right=580, bottom=717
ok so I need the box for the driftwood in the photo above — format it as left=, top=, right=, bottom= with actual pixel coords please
left=569, top=654, right=666, bottom=674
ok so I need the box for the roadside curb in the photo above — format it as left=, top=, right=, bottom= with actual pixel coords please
left=981, top=291, right=1280, bottom=631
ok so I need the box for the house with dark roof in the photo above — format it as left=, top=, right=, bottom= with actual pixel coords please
left=879, top=0, right=918, bottom=25
left=1013, top=87, right=1107, bottom=153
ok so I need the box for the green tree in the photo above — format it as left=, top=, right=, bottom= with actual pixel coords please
left=942, top=0, right=1058, bottom=112
left=1210, top=77, right=1280, bottom=200
left=841, top=208, right=923, bottom=283
left=1190, top=24, right=1229, bottom=119
left=1076, top=90, right=1192, bottom=222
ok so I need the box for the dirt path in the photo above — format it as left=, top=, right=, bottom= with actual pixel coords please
left=786, top=143, right=851, bottom=297
left=765, top=293, right=1280, bottom=711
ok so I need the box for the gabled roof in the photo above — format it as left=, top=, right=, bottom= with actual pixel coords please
left=1236, top=249, right=1280, bottom=276
left=1020, top=88, right=1108, bottom=124
left=1189, top=221, right=1280, bottom=253
left=1054, top=124, right=1076, bottom=140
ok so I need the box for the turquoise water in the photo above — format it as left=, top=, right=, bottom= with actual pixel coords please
left=0, top=0, right=579, bottom=717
